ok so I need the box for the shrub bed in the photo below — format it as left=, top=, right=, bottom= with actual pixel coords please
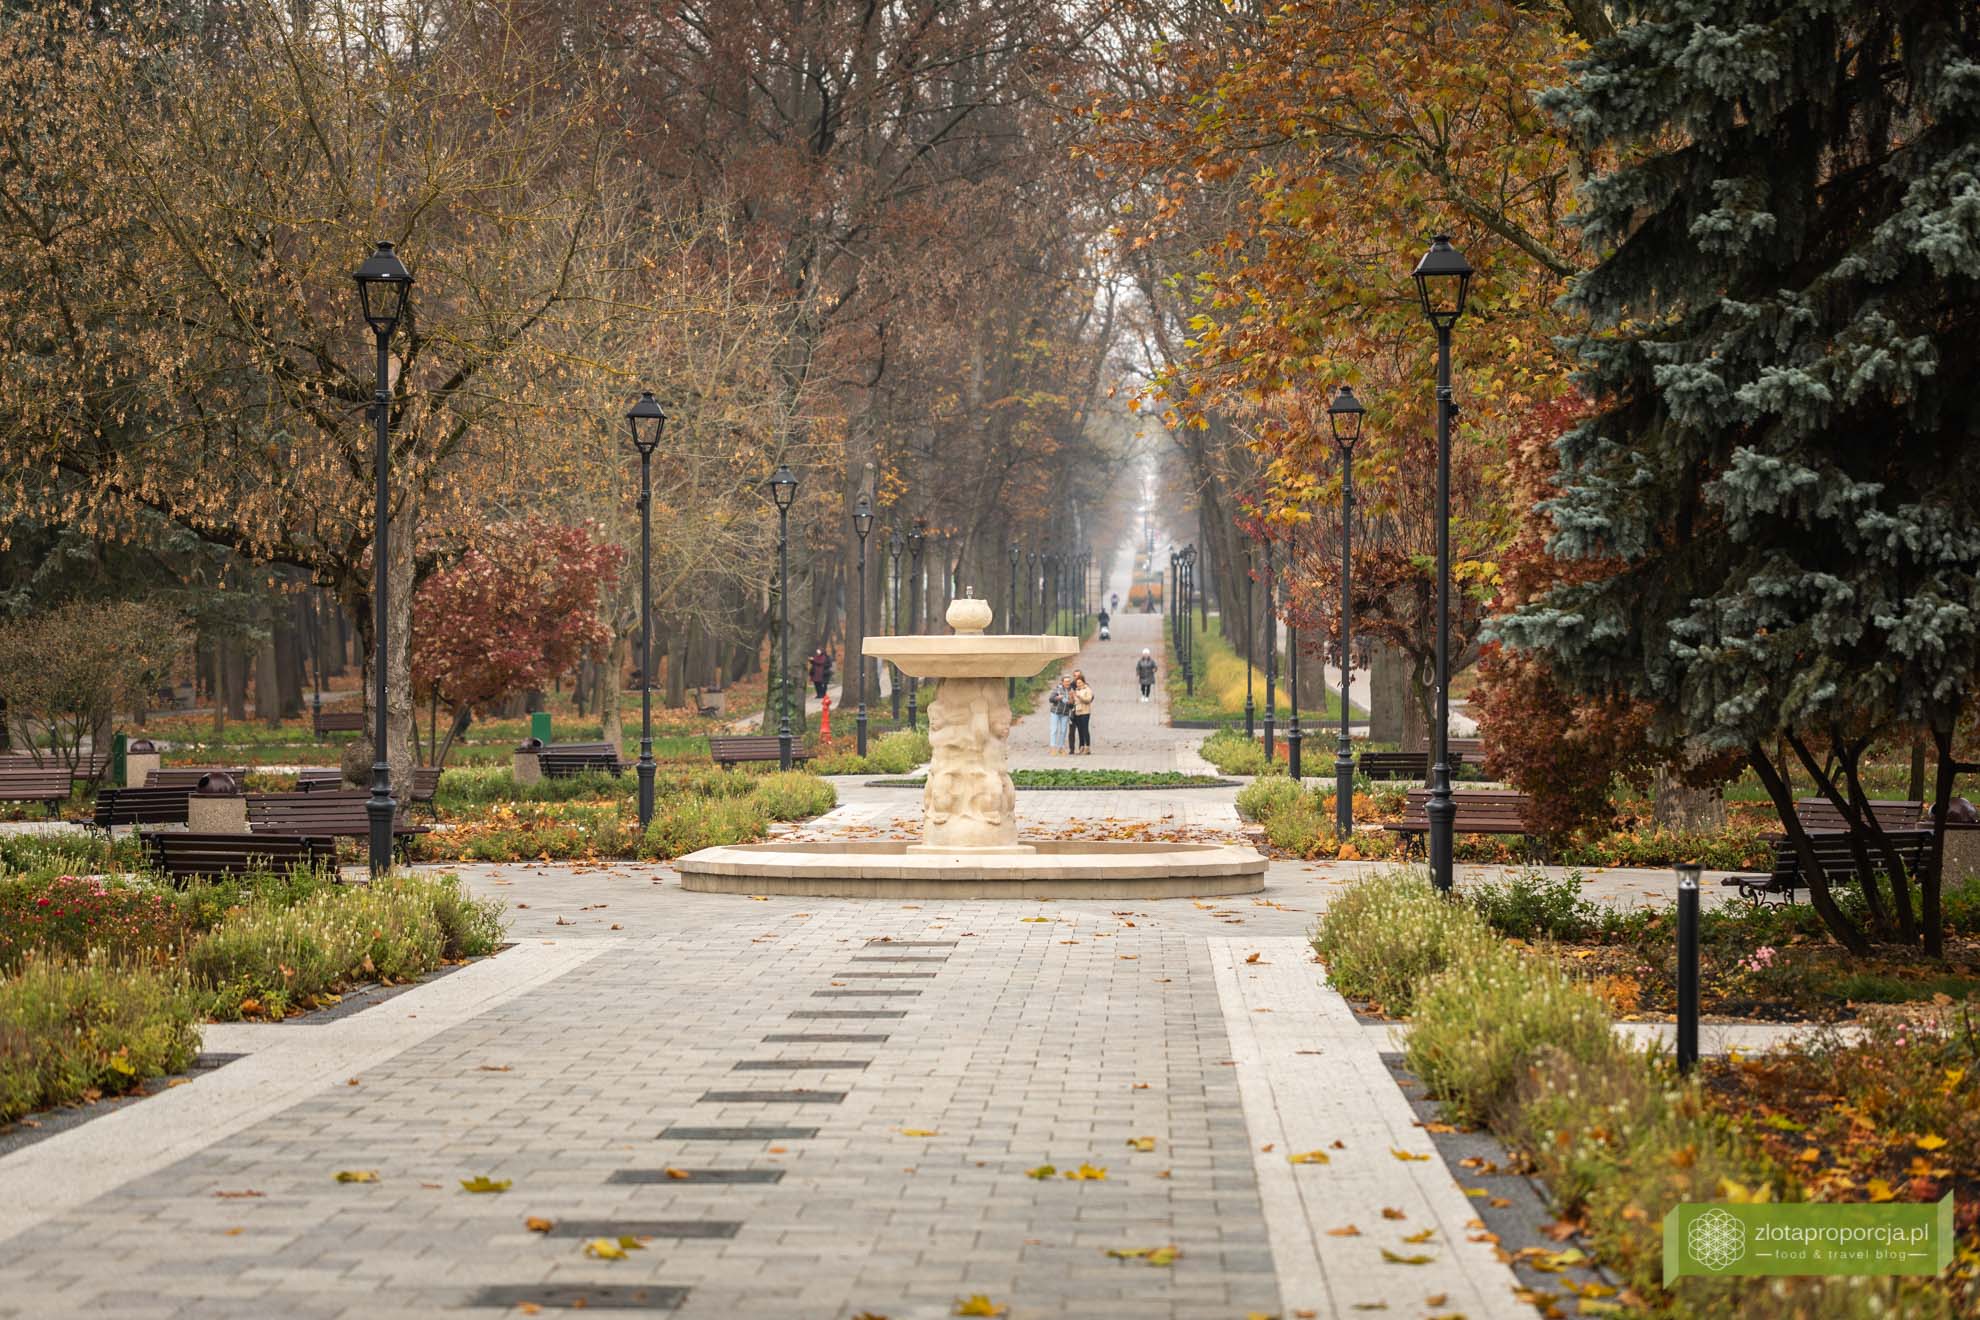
left=1311, top=868, right=1498, bottom=1014
left=0, top=954, right=201, bottom=1122
left=810, top=729, right=932, bottom=776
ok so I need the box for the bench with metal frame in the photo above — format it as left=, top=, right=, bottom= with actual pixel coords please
left=708, top=735, right=809, bottom=768
left=1358, top=750, right=1466, bottom=782
left=1384, top=788, right=1537, bottom=857
left=0, top=766, right=72, bottom=814
left=141, top=830, right=339, bottom=883
left=244, top=788, right=428, bottom=847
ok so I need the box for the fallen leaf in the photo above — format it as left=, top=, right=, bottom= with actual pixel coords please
left=665, top=1168, right=692, bottom=1180
left=212, top=1190, right=264, bottom=1199
left=900, top=1128, right=939, bottom=1138
left=1026, top=1165, right=1057, bottom=1180
left=223, top=1226, right=244, bottom=1236
left=1126, top=1137, right=1156, bottom=1152
left=1146, top=1245, right=1179, bottom=1266
left=477, top=1065, right=513, bottom=1073
left=1916, top=1134, right=1949, bottom=1151
left=333, top=1170, right=378, bottom=1184
left=1380, top=1208, right=1407, bottom=1220
left=460, top=1176, right=511, bottom=1194
left=1287, top=1150, right=1331, bottom=1165
left=1325, top=1224, right=1362, bottom=1237
left=1244, top=952, right=1261, bottom=963
left=1380, top=1249, right=1435, bottom=1265
left=1260, top=1143, right=1275, bottom=1153
left=346, top=1078, right=360, bottom=1087
left=953, top=1296, right=1006, bottom=1317
left=525, top=1217, right=554, bottom=1233
left=1402, top=1228, right=1434, bottom=1244
left=1390, top=1149, right=1431, bottom=1162
left=584, top=1238, right=628, bottom=1260
left=1062, top=1163, right=1108, bottom=1181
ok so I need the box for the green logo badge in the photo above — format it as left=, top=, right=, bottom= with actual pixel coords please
left=1664, top=1197, right=1955, bottom=1282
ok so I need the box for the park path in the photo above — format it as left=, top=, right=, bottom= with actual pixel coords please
left=0, top=603, right=1549, bottom=1320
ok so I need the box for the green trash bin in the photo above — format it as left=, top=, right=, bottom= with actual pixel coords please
left=530, top=711, right=552, bottom=746
left=111, top=731, right=128, bottom=787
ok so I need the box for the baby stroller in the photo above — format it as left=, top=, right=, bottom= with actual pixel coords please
left=1099, top=623, right=1111, bottom=640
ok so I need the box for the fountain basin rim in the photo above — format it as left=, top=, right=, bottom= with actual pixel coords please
left=673, top=839, right=1267, bottom=898
left=862, top=633, right=1080, bottom=679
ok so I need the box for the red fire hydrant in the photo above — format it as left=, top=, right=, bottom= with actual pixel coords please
left=820, top=692, right=832, bottom=740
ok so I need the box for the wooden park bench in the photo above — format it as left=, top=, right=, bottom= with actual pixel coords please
left=1385, top=788, right=1537, bottom=856
left=708, top=735, right=808, bottom=768
left=1, top=751, right=109, bottom=788
left=295, top=767, right=441, bottom=802
left=692, top=687, right=727, bottom=718
left=0, top=765, right=73, bottom=814
left=1448, top=737, right=1484, bottom=762
left=141, top=830, right=338, bottom=883
left=1722, top=798, right=1929, bottom=902
left=312, top=707, right=365, bottom=738
left=1724, top=828, right=1934, bottom=903
left=94, top=785, right=193, bottom=830
left=1358, top=750, right=1466, bottom=782
left=536, top=742, right=630, bottom=778
left=245, top=788, right=428, bottom=846
left=146, top=767, right=249, bottom=789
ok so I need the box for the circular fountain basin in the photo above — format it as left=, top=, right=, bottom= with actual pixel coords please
left=674, top=839, right=1267, bottom=899
left=863, top=633, right=1080, bottom=679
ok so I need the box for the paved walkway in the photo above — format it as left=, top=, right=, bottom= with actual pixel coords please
left=0, top=609, right=1652, bottom=1319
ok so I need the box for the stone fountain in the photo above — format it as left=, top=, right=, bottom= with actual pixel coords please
left=672, top=598, right=1266, bottom=898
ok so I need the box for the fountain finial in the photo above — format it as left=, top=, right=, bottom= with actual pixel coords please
left=946, top=596, right=993, bottom=635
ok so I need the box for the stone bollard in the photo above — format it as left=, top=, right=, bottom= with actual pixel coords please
left=125, top=738, right=161, bottom=788
left=1943, top=821, right=1980, bottom=885
left=513, top=737, right=544, bottom=786
left=187, top=771, right=248, bottom=833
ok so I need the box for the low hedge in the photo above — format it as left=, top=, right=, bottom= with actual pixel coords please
left=1311, top=868, right=1496, bottom=1014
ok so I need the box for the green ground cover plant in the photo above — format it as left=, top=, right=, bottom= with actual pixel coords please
left=810, top=729, right=932, bottom=776
left=1311, top=868, right=1497, bottom=1014
left=0, top=953, right=201, bottom=1123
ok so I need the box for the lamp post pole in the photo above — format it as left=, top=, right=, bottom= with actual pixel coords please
left=1413, top=234, right=1473, bottom=894
left=1328, top=384, right=1365, bottom=839
left=769, top=466, right=799, bottom=770
left=854, top=495, right=873, bottom=756
left=1008, top=544, right=1019, bottom=698
left=352, top=241, right=411, bottom=880
left=1287, top=524, right=1303, bottom=782
left=1263, top=537, right=1277, bottom=761
left=1181, top=546, right=1195, bottom=695
left=1243, top=547, right=1255, bottom=737
left=1027, top=551, right=1039, bottom=634
left=907, top=523, right=924, bottom=732
left=888, top=531, right=903, bottom=722
left=627, top=392, right=667, bottom=829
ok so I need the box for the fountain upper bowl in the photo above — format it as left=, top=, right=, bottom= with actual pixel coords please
left=862, top=633, right=1081, bottom=679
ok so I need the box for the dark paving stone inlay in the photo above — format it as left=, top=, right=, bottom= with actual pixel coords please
left=699, top=1089, right=846, bottom=1104
left=789, top=1010, right=906, bottom=1019
left=545, top=1220, right=740, bottom=1240
left=656, top=1126, right=819, bottom=1140
left=863, top=940, right=958, bottom=947
left=761, top=1034, right=889, bottom=1043
left=469, top=1284, right=687, bottom=1312
left=732, top=1059, right=870, bottom=1070
left=811, top=989, right=920, bottom=997
left=609, top=1168, right=785, bottom=1185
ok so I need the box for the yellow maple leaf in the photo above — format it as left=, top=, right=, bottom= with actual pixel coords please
left=460, top=1176, right=511, bottom=1193
left=1126, top=1137, right=1156, bottom=1153
left=584, top=1238, right=627, bottom=1260
left=333, top=1170, right=378, bottom=1183
left=1025, top=1164, right=1057, bottom=1180
left=953, top=1296, right=1006, bottom=1317
left=1390, top=1148, right=1431, bottom=1162
left=1868, top=1179, right=1899, bottom=1203
left=1286, top=1150, right=1331, bottom=1165
left=1916, top=1134, right=1949, bottom=1151
left=1063, top=1162, right=1108, bottom=1181
left=1401, top=1228, right=1434, bottom=1244
left=524, top=1217, right=554, bottom=1233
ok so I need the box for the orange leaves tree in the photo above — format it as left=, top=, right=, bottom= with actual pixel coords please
left=411, top=522, right=622, bottom=766
left=1087, top=0, right=1606, bottom=718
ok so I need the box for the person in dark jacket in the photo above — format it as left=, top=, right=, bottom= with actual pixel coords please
left=807, top=647, right=834, bottom=700
left=1136, top=649, right=1157, bottom=702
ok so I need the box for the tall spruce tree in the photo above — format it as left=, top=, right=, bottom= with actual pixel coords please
left=1495, top=0, right=1980, bottom=955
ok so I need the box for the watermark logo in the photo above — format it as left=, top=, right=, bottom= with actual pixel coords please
left=1665, top=1196, right=1955, bottom=1282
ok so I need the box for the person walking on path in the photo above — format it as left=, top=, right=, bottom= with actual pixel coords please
left=1097, top=606, right=1111, bottom=641
left=1047, top=676, right=1073, bottom=755
left=1136, top=648, right=1157, bottom=702
left=1069, top=669, right=1095, bottom=754
left=807, top=647, right=834, bottom=701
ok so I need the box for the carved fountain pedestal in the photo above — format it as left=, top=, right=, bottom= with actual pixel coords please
left=673, top=598, right=1265, bottom=898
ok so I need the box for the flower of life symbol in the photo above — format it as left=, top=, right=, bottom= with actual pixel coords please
left=1687, top=1207, right=1745, bottom=1271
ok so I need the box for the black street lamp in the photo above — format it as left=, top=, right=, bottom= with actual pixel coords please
left=1028, top=550, right=1040, bottom=633
left=1243, top=546, right=1255, bottom=737
left=1181, top=544, right=1196, bottom=695
left=1327, top=383, right=1365, bottom=840
left=1263, top=536, right=1277, bottom=761
left=352, top=240, right=411, bottom=879
left=1287, top=522, right=1302, bottom=781
left=853, top=494, right=874, bottom=756
left=1413, top=233, right=1474, bottom=893
left=1168, top=549, right=1179, bottom=655
left=907, top=521, right=924, bottom=731
left=626, top=390, right=667, bottom=828
left=768, top=464, right=800, bottom=770
left=888, top=529, right=904, bottom=721
left=1008, top=543, right=1019, bottom=698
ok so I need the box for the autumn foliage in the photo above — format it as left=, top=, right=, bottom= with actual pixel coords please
left=412, top=522, right=622, bottom=763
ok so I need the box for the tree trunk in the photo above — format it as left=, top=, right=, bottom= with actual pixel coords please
left=1650, top=768, right=1725, bottom=831
left=664, top=622, right=687, bottom=709
left=600, top=632, right=627, bottom=751
left=253, top=602, right=281, bottom=725
left=223, top=638, right=249, bottom=721
left=274, top=594, right=305, bottom=718
left=1368, top=641, right=1409, bottom=745
left=341, top=500, right=416, bottom=791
